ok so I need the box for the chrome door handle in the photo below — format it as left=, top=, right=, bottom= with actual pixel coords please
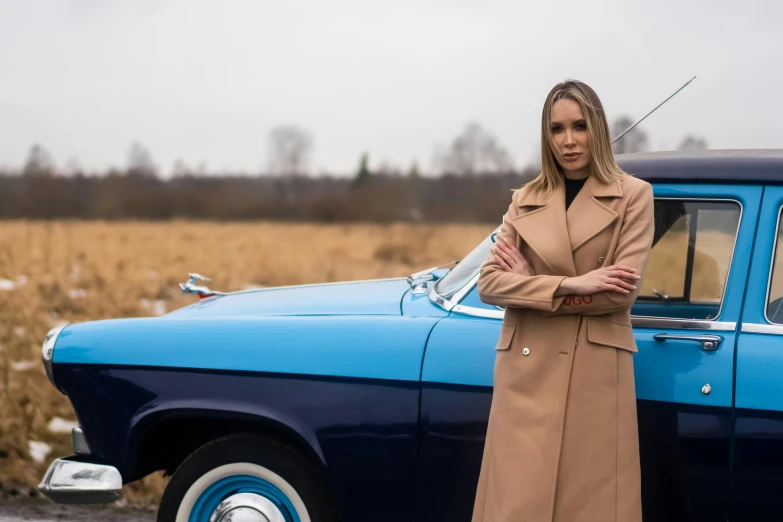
left=653, top=333, right=723, bottom=351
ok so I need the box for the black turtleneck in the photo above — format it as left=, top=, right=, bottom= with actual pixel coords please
left=564, top=176, right=587, bottom=210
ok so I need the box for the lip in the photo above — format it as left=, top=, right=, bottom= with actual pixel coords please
left=563, top=152, right=582, bottom=161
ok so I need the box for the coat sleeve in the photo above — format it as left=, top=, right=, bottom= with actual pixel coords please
left=542, top=181, right=655, bottom=317
left=477, top=195, right=568, bottom=312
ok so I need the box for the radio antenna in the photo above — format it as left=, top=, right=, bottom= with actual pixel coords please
left=612, top=76, right=696, bottom=145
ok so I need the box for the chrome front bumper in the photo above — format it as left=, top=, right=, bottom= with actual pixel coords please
left=38, top=457, right=122, bottom=504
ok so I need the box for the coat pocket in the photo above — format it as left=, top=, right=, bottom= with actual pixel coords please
left=586, top=317, right=638, bottom=353
left=495, top=323, right=517, bottom=351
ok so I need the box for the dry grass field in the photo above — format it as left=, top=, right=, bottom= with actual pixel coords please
left=0, top=219, right=756, bottom=507
left=0, top=220, right=493, bottom=505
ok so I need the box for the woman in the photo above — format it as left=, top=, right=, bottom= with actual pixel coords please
left=471, top=80, right=654, bottom=522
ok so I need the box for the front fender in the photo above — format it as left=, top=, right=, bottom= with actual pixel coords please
left=128, top=399, right=326, bottom=469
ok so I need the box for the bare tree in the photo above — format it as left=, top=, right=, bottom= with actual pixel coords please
left=127, top=141, right=157, bottom=177
left=172, top=159, right=190, bottom=178
left=437, top=122, right=513, bottom=175
left=678, top=135, right=708, bottom=151
left=64, top=157, right=84, bottom=177
left=611, top=115, right=649, bottom=155
left=22, top=144, right=55, bottom=177
left=267, top=125, right=314, bottom=176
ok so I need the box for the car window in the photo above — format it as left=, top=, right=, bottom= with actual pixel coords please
left=435, top=229, right=497, bottom=298
left=765, top=208, right=783, bottom=323
left=631, top=199, right=741, bottom=320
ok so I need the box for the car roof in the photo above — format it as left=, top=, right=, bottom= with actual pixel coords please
left=616, top=149, right=783, bottom=184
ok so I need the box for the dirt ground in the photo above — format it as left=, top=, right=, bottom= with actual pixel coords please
left=0, top=499, right=156, bottom=522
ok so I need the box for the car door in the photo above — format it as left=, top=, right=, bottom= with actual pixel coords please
left=732, top=185, right=783, bottom=520
left=418, top=183, right=761, bottom=522
left=417, top=233, right=501, bottom=522
left=629, top=183, right=760, bottom=522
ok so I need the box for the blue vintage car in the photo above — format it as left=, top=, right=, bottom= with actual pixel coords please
left=38, top=149, right=783, bottom=522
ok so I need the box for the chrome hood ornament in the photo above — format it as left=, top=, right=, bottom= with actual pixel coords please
left=407, top=261, right=457, bottom=294
left=179, top=273, right=225, bottom=299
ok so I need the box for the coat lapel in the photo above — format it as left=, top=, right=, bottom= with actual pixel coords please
left=566, top=175, right=622, bottom=251
left=511, top=182, right=577, bottom=277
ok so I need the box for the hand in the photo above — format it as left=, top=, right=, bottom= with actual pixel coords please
left=559, top=265, right=641, bottom=296
left=490, top=238, right=535, bottom=276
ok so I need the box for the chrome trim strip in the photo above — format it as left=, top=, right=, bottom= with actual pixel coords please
left=451, top=304, right=504, bottom=319
left=447, top=304, right=739, bottom=330
left=72, top=427, right=90, bottom=455
left=631, top=317, right=736, bottom=330
left=428, top=284, right=455, bottom=312
left=219, top=276, right=409, bottom=297
left=38, top=458, right=122, bottom=504
left=741, top=323, right=783, bottom=335
left=763, top=207, right=783, bottom=325
left=41, top=324, right=68, bottom=394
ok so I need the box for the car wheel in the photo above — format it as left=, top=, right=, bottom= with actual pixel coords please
left=157, top=433, right=339, bottom=522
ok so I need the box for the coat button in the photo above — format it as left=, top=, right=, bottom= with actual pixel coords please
left=522, top=347, right=530, bottom=356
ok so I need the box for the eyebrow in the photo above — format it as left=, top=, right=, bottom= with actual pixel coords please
left=550, top=119, right=586, bottom=125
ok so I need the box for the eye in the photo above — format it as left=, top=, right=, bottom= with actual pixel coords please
left=575, top=122, right=587, bottom=131
left=551, top=125, right=563, bottom=134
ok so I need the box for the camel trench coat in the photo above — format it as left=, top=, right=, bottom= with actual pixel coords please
left=471, top=174, right=654, bottom=522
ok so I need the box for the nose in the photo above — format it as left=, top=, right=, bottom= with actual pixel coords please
left=564, top=129, right=575, bottom=147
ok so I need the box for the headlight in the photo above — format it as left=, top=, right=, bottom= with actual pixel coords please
left=41, top=324, right=68, bottom=394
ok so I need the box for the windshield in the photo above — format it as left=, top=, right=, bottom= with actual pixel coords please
left=434, top=227, right=499, bottom=298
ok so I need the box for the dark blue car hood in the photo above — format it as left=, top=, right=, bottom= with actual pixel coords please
left=166, top=278, right=411, bottom=317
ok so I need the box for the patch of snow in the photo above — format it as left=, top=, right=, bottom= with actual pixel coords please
left=11, top=360, right=37, bottom=371
left=139, top=299, right=166, bottom=316
left=68, top=289, right=86, bottom=299
left=28, top=440, right=51, bottom=463
left=1, top=275, right=29, bottom=291
left=153, top=300, right=167, bottom=316
left=47, top=417, right=79, bottom=434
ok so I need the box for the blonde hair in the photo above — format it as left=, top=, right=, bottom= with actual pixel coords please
left=523, top=80, right=625, bottom=199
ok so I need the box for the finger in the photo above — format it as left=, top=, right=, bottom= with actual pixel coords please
left=606, top=267, right=641, bottom=280
left=604, top=276, right=636, bottom=289
left=498, top=241, right=524, bottom=263
left=496, top=240, right=515, bottom=257
left=608, top=264, right=638, bottom=274
left=496, top=246, right=515, bottom=266
left=607, top=269, right=641, bottom=281
left=605, top=278, right=636, bottom=291
left=602, top=283, right=631, bottom=294
left=495, top=255, right=512, bottom=271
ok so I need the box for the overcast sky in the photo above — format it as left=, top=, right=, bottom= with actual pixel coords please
left=0, top=0, right=780, bottom=176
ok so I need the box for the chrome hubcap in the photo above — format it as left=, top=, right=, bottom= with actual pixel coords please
left=209, top=493, right=286, bottom=522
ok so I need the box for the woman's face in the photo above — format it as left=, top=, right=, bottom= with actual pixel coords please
left=550, top=98, right=592, bottom=175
